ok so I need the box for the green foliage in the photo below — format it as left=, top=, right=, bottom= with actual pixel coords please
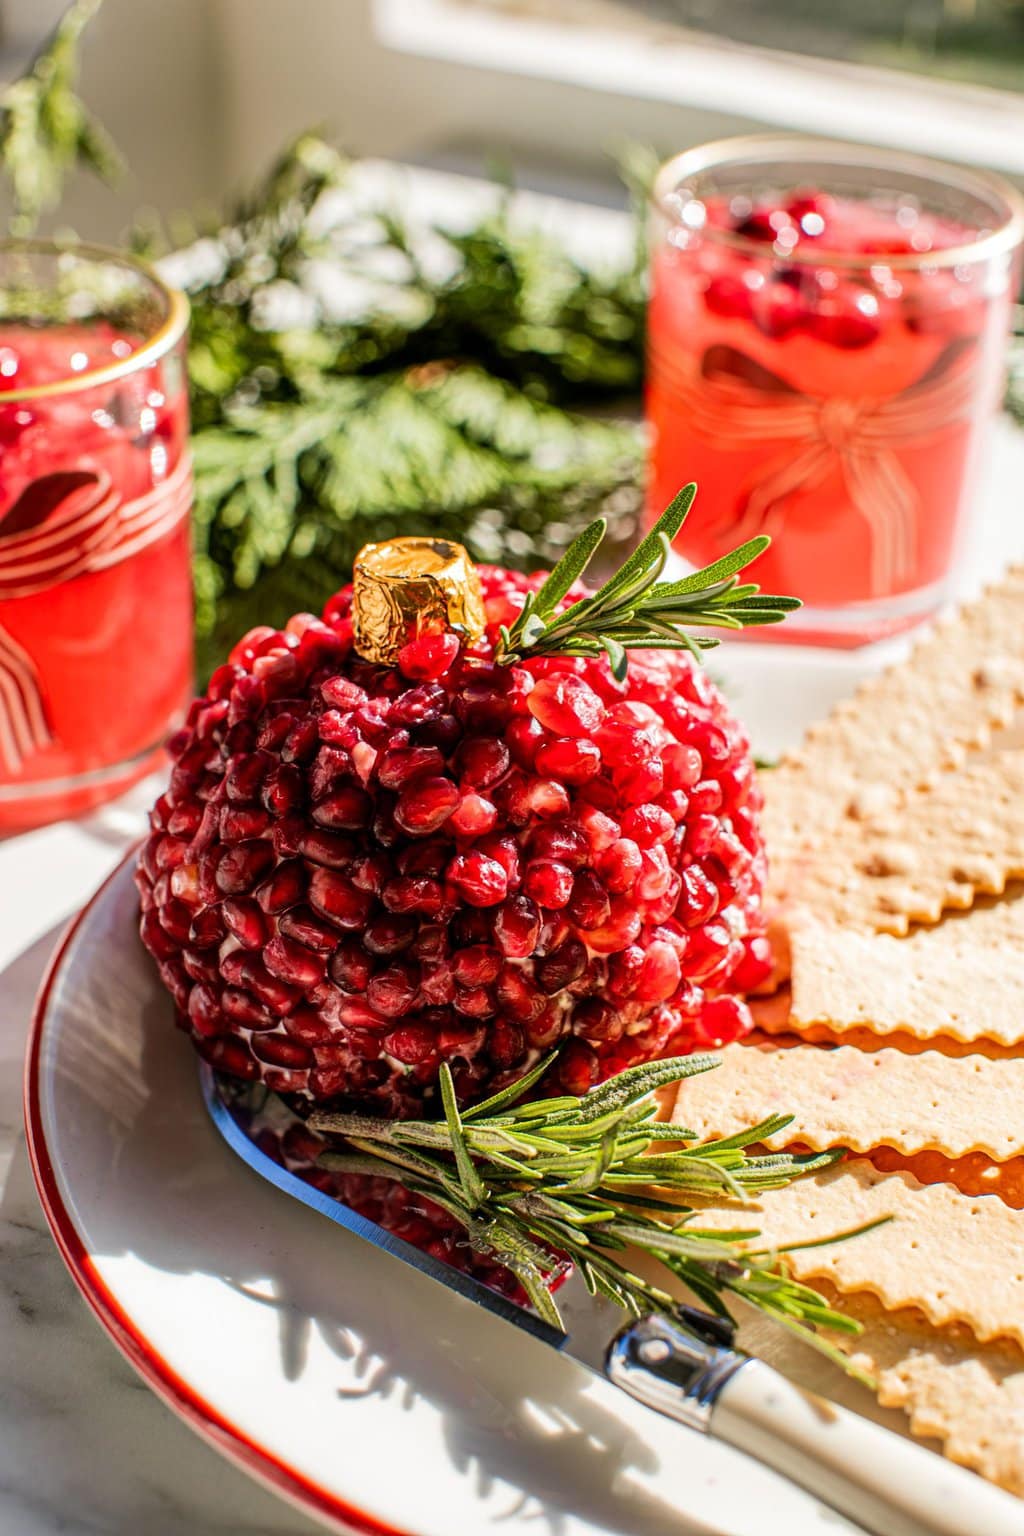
left=0, top=0, right=121, bottom=236
left=133, top=132, right=647, bottom=676
left=497, top=485, right=800, bottom=677
left=312, top=1052, right=877, bottom=1376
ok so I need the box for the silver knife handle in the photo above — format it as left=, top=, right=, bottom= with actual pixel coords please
left=606, top=1316, right=1023, bottom=1536
left=605, top=1311, right=749, bottom=1432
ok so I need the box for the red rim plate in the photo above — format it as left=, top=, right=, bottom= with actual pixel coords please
left=23, top=851, right=412, bottom=1536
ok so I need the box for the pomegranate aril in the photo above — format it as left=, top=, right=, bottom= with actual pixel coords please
left=215, top=840, right=274, bottom=895
left=522, top=859, right=573, bottom=910
left=528, top=674, right=605, bottom=737
left=526, top=822, right=589, bottom=868
left=486, top=1019, right=526, bottom=1069
left=696, top=994, right=752, bottom=1048
left=730, top=934, right=774, bottom=992
left=537, top=938, right=587, bottom=994
left=557, top=1039, right=598, bottom=1095
left=663, top=743, right=702, bottom=790
left=382, top=876, right=444, bottom=916
left=585, top=901, right=642, bottom=955
left=222, top=988, right=278, bottom=1030
left=321, top=675, right=367, bottom=711
left=187, top=983, right=222, bottom=1036
left=281, top=716, right=319, bottom=763
left=377, top=745, right=445, bottom=790
left=681, top=920, right=735, bottom=983
left=454, top=985, right=493, bottom=1018
left=597, top=837, right=642, bottom=894
left=686, top=814, right=720, bottom=859
left=456, top=736, right=510, bottom=788
left=397, top=631, right=460, bottom=680
left=312, top=785, right=372, bottom=828
left=364, top=914, right=416, bottom=955
left=221, top=898, right=267, bottom=949
left=446, top=851, right=508, bottom=907
left=677, top=865, right=719, bottom=928
left=452, top=945, right=502, bottom=986
left=220, top=806, right=271, bottom=844
left=251, top=1033, right=315, bottom=1070
left=495, top=965, right=545, bottom=1022
left=279, top=905, right=344, bottom=952
left=298, top=828, right=357, bottom=869
left=689, top=780, right=724, bottom=816
left=199, top=1034, right=259, bottom=1080
left=329, top=940, right=374, bottom=992
left=578, top=804, right=620, bottom=854
left=621, top=804, right=674, bottom=847
left=506, top=716, right=544, bottom=770
left=367, top=966, right=419, bottom=1017
left=394, top=775, right=459, bottom=835
left=309, top=869, right=373, bottom=929
left=567, top=870, right=611, bottom=931
left=255, top=860, right=306, bottom=914
left=265, top=934, right=326, bottom=989
left=493, top=894, right=540, bottom=958
left=386, top=1022, right=438, bottom=1066
left=810, top=284, right=880, bottom=349
left=225, top=751, right=271, bottom=803
left=419, top=960, right=456, bottom=1005
left=450, top=792, right=498, bottom=838
left=389, top=682, right=447, bottom=726
left=534, top=736, right=601, bottom=785
left=572, top=997, right=622, bottom=1043
left=188, top=906, right=225, bottom=949
left=634, top=940, right=682, bottom=1004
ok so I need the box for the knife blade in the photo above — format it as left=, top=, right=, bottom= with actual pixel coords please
left=200, top=1064, right=1020, bottom=1536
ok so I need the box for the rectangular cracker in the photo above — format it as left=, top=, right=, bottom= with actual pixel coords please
left=818, top=1282, right=1024, bottom=1496
left=764, top=563, right=1024, bottom=894
left=788, top=898, right=1024, bottom=1042
left=752, top=996, right=1020, bottom=1060
left=782, top=752, right=1024, bottom=933
left=691, top=1159, right=1024, bottom=1347
left=673, top=1040, right=1024, bottom=1161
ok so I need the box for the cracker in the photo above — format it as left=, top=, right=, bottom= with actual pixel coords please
left=752, top=1002, right=1018, bottom=1060
left=788, top=898, right=1024, bottom=1042
left=782, top=753, right=1024, bottom=933
left=871, top=1148, right=1024, bottom=1210
left=818, top=1282, right=1024, bottom=1495
left=692, top=1160, right=1024, bottom=1346
left=764, top=564, right=1024, bottom=895
left=674, top=1041, right=1024, bottom=1161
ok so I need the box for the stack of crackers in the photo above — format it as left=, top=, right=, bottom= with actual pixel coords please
left=673, top=567, right=1024, bottom=1495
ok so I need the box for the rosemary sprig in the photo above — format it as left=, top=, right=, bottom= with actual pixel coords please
left=494, top=485, right=801, bottom=679
left=310, top=1053, right=880, bottom=1378
left=0, top=0, right=122, bottom=236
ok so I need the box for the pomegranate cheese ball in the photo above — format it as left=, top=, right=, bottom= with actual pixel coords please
left=137, top=529, right=776, bottom=1114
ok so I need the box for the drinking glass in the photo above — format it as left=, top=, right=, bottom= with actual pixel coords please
left=0, top=241, right=192, bottom=829
left=647, top=136, right=1024, bottom=644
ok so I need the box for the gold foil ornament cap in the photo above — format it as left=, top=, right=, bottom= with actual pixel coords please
left=352, top=536, right=487, bottom=666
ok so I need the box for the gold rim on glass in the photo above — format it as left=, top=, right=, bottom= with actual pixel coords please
left=0, top=238, right=190, bottom=403
left=653, top=133, right=1024, bottom=271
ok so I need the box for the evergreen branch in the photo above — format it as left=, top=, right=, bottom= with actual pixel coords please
left=495, top=487, right=801, bottom=680
left=311, top=1052, right=867, bottom=1375
left=0, top=0, right=121, bottom=236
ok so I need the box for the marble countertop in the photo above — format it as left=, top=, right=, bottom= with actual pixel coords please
left=4, top=413, right=1024, bottom=1535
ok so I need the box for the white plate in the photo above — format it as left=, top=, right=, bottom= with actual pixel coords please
left=26, top=851, right=926, bottom=1536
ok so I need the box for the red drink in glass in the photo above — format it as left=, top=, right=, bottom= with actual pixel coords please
left=0, top=244, right=192, bottom=829
left=648, top=138, right=1024, bottom=644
